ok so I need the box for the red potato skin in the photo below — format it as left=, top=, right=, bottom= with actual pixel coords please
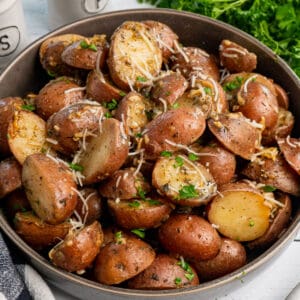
left=0, top=157, right=22, bottom=199
left=159, top=214, right=222, bottom=261
left=274, top=83, right=289, bottom=109
left=128, top=254, right=199, bottom=289
left=193, top=238, right=247, bottom=281
left=143, top=108, right=206, bottom=159
left=0, top=97, right=24, bottom=157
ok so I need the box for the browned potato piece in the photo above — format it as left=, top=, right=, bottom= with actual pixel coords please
left=0, top=97, right=24, bottom=157
left=207, top=182, right=271, bottom=242
left=4, top=189, right=31, bottom=219
left=35, top=78, right=85, bottom=119
left=277, top=136, right=300, bottom=174
left=207, top=113, right=262, bottom=160
left=274, top=83, right=289, bottom=109
left=7, top=110, right=46, bottom=164
left=128, top=254, right=199, bottom=289
left=61, top=35, right=108, bottom=70
left=151, top=72, right=188, bottom=105
left=248, top=194, right=292, bottom=250
left=74, top=188, right=102, bottom=225
left=114, top=91, right=150, bottom=135
left=99, top=168, right=150, bottom=200
left=242, top=154, right=300, bottom=196
left=108, top=21, right=162, bottom=91
left=152, top=155, right=217, bottom=207
left=86, top=71, right=124, bottom=104
left=14, top=211, right=71, bottom=250
left=171, top=47, right=220, bottom=81
left=46, top=102, right=106, bottom=154
left=0, top=157, right=22, bottom=199
left=193, top=238, right=247, bottom=281
left=194, top=141, right=236, bottom=185
left=107, top=197, right=172, bottom=229
left=79, top=118, right=129, bottom=184
left=222, top=73, right=248, bottom=100
left=22, top=153, right=78, bottom=225
left=94, top=232, right=155, bottom=285
left=159, top=214, right=221, bottom=261
left=49, top=221, right=103, bottom=272
left=39, top=34, right=84, bottom=76
left=143, top=20, right=179, bottom=63
left=143, top=108, right=206, bottom=159
left=219, top=40, right=257, bottom=73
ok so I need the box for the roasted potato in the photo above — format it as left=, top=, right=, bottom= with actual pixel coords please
left=152, top=155, right=217, bottom=206
left=107, top=197, right=172, bottom=229
left=143, top=108, right=206, bottom=159
left=207, top=112, right=262, bottom=160
left=0, top=97, right=24, bottom=157
left=14, top=211, right=71, bottom=250
left=219, top=40, right=257, bottom=73
left=94, top=232, right=155, bottom=285
left=274, top=83, right=289, bottom=109
left=22, top=153, right=78, bottom=224
left=159, top=214, right=221, bottom=261
left=108, top=21, right=162, bottom=91
left=49, top=221, right=103, bottom=272
left=193, top=238, right=247, bottom=281
left=0, top=157, right=22, bottom=199
left=128, top=254, right=199, bottom=289
left=8, top=110, right=46, bottom=164
left=79, top=118, right=129, bottom=184
left=207, top=182, right=271, bottom=242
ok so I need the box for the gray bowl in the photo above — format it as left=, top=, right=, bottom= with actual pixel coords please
left=0, top=8, right=299, bottom=300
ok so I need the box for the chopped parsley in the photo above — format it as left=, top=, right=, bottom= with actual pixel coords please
left=104, top=99, right=118, bottom=110
left=173, top=156, right=184, bottom=168
left=179, top=184, right=198, bottom=199
left=104, top=112, right=112, bottom=118
left=21, top=104, right=36, bottom=111
left=262, top=185, right=277, bottom=192
left=131, top=228, right=145, bottom=239
left=137, top=187, right=146, bottom=200
left=68, top=163, right=84, bottom=172
left=146, top=199, right=161, bottom=206
left=174, top=277, right=182, bottom=286
left=188, top=153, right=198, bottom=161
left=185, top=273, right=195, bottom=281
left=223, top=76, right=243, bottom=92
left=177, top=257, right=194, bottom=281
left=135, top=132, right=143, bottom=138
left=115, top=231, right=123, bottom=244
left=160, top=150, right=172, bottom=157
left=119, top=91, right=126, bottom=97
left=128, top=200, right=141, bottom=208
left=204, top=87, right=212, bottom=95
left=80, top=40, right=98, bottom=52
left=172, top=102, right=180, bottom=109
left=136, top=76, right=147, bottom=82
left=249, top=219, right=255, bottom=227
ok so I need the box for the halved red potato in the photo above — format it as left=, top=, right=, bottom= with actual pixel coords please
left=8, top=110, right=46, bottom=164
left=22, top=153, right=78, bottom=225
left=128, top=254, right=199, bottom=289
left=193, top=238, right=247, bottom=281
left=207, top=182, right=272, bottom=242
left=274, top=83, right=289, bottom=109
left=35, top=78, right=85, bottom=120
left=242, top=153, right=300, bottom=196
left=207, top=112, right=262, bottom=160
left=14, top=211, right=71, bottom=250
left=107, top=197, right=172, bottom=229
left=159, top=214, right=221, bottom=261
left=79, top=118, right=129, bottom=184
left=152, top=155, right=217, bottom=206
left=171, top=46, right=220, bottom=81
left=142, top=20, right=179, bottom=63
left=0, top=97, right=24, bottom=157
left=99, top=168, right=150, bottom=200
left=94, top=232, right=155, bottom=285
left=49, top=221, right=103, bottom=272
left=277, top=136, right=300, bottom=174
left=142, top=108, right=206, bottom=159
left=61, top=35, right=108, bottom=70
left=108, top=21, right=162, bottom=91
left=219, top=39, right=257, bottom=73
left=0, top=157, right=22, bottom=199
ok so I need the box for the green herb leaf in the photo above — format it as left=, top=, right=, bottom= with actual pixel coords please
left=135, top=132, right=143, bottom=138
left=104, top=112, right=112, bottom=118
left=262, top=185, right=277, bottom=192
left=172, top=102, right=180, bottom=109
left=173, top=156, right=184, bottom=168
left=137, top=187, right=146, bottom=200
left=136, top=76, right=147, bottom=82
left=104, top=99, right=118, bottom=111
left=179, top=185, right=198, bottom=199
left=146, top=199, right=161, bottom=206
left=128, top=200, right=141, bottom=208
left=204, top=87, right=212, bottom=95
left=80, top=40, right=89, bottom=49
left=185, top=273, right=195, bottom=281
left=115, top=231, right=123, bottom=244
left=131, top=228, right=145, bottom=239
left=188, top=153, right=198, bottom=161
left=174, top=277, right=182, bottom=285
left=119, top=91, right=126, bottom=97
left=223, top=76, right=243, bottom=92
left=88, top=43, right=98, bottom=52
left=21, top=104, right=36, bottom=111
left=68, top=163, right=84, bottom=172
left=160, top=150, right=172, bottom=157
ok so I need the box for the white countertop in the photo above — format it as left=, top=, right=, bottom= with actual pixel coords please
left=21, top=0, right=300, bottom=299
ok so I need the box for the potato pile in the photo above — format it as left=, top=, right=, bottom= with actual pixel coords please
left=0, top=20, right=299, bottom=289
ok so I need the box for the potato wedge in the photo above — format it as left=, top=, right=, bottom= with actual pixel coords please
left=14, top=211, right=71, bottom=250
left=207, top=113, right=262, bottom=160
left=8, top=110, right=46, bottom=164
left=79, top=118, right=129, bottom=184
left=22, top=153, right=78, bottom=225
left=159, top=214, right=221, bottom=261
left=207, top=182, right=271, bottom=242
left=49, top=221, right=103, bottom=272
left=152, top=155, right=217, bottom=206
left=108, top=21, right=162, bottom=91
left=128, top=254, right=199, bottom=289
left=94, top=232, right=155, bottom=285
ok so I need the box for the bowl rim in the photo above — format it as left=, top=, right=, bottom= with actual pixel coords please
left=0, top=7, right=299, bottom=297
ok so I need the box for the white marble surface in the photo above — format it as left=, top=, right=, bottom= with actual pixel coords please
left=22, top=0, right=300, bottom=299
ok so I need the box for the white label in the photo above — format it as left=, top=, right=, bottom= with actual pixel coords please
left=0, top=26, right=20, bottom=57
